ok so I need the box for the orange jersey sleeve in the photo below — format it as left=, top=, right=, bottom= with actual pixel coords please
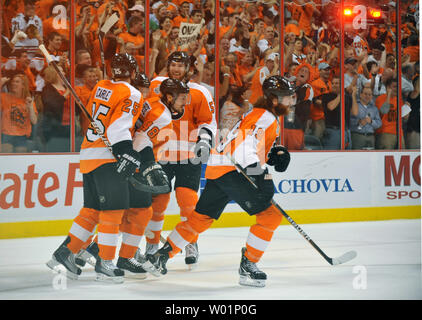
left=79, top=80, right=143, bottom=173
left=206, top=108, right=279, bottom=180
left=133, top=96, right=173, bottom=161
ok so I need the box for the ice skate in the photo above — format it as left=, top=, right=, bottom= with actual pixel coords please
left=141, top=242, right=171, bottom=277
left=116, top=256, right=147, bottom=279
left=185, top=242, right=199, bottom=269
left=46, top=236, right=82, bottom=280
left=145, top=242, right=159, bottom=255
left=134, top=247, right=145, bottom=262
left=95, top=258, right=124, bottom=284
left=75, top=241, right=99, bottom=267
left=238, top=247, right=267, bottom=288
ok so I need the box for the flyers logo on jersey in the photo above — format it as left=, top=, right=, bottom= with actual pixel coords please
left=95, top=87, right=113, bottom=102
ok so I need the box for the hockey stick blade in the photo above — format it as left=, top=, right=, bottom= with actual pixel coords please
left=330, top=250, right=357, bottom=265
left=128, top=175, right=170, bottom=194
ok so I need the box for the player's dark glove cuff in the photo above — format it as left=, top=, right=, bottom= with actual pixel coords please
left=112, top=140, right=141, bottom=178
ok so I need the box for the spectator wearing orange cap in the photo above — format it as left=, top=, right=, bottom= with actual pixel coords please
left=285, top=20, right=301, bottom=38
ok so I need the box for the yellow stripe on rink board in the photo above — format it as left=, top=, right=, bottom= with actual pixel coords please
left=0, top=206, right=420, bottom=239
left=0, top=220, right=74, bottom=240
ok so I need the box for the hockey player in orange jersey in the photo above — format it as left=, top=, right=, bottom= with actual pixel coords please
left=46, top=54, right=167, bottom=283
left=120, top=78, right=191, bottom=277
left=144, top=51, right=217, bottom=268
left=143, top=76, right=297, bottom=287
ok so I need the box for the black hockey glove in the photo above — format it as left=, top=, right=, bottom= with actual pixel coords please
left=130, top=146, right=170, bottom=194
left=193, top=128, right=213, bottom=164
left=112, top=140, right=141, bottom=179
left=266, top=145, right=290, bottom=172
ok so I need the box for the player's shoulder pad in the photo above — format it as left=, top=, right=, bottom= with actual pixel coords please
left=151, top=76, right=168, bottom=95
left=243, top=108, right=277, bottom=130
left=187, top=81, right=214, bottom=101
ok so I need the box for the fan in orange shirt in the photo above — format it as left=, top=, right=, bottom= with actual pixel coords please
left=75, top=65, right=100, bottom=137
left=375, top=78, right=404, bottom=149
left=310, top=62, right=332, bottom=140
left=249, top=52, right=279, bottom=104
left=1, top=73, right=38, bottom=153
left=172, top=1, right=192, bottom=27
left=96, top=0, right=127, bottom=32
left=42, top=2, right=70, bottom=51
left=117, top=16, right=145, bottom=55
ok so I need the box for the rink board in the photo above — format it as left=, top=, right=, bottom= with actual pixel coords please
left=0, top=151, right=420, bottom=239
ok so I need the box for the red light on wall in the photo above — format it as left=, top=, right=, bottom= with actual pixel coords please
left=370, top=9, right=381, bottom=18
left=343, top=8, right=353, bottom=16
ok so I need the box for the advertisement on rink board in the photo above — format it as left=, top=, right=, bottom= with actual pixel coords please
left=0, top=151, right=420, bottom=225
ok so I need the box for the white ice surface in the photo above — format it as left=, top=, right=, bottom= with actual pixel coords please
left=0, top=219, right=421, bottom=300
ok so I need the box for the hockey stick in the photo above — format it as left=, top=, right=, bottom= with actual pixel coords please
left=98, top=13, right=119, bottom=78
left=225, top=154, right=357, bottom=266
left=38, top=44, right=168, bottom=194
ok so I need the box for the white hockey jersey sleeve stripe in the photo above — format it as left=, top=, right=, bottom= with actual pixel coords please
left=80, top=147, right=115, bottom=161
left=107, top=82, right=142, bottom=145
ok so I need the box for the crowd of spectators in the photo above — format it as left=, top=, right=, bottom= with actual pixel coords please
left=0, top=0, right=419, bottom=153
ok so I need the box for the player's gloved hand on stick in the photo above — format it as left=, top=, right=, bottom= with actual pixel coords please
left=112, top=140, right=141, bottom=178
left=193, top=128, right=213, bottom=164
left=135, top=146, right=170, bottom=194
left=266, top=145, right=290, bottom=172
